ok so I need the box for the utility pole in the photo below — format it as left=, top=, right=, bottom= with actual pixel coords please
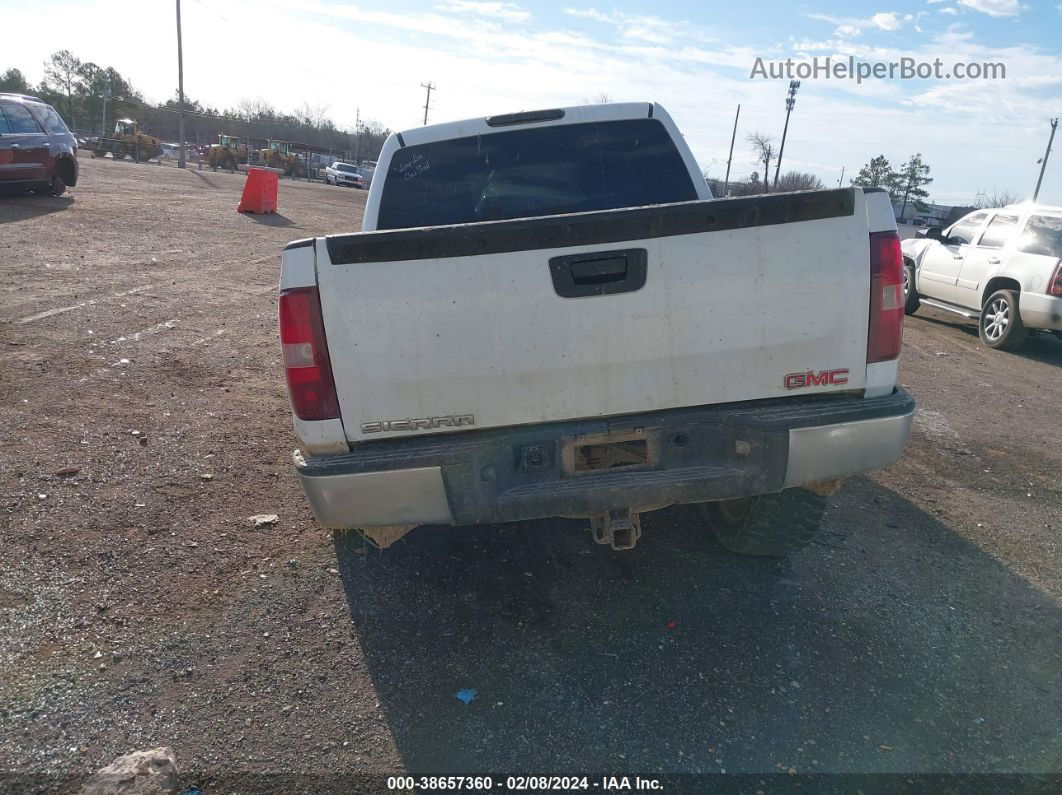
left=773, top=80, right=800, bottom=190
left=354, top=107, right=360, bottom=163
left=176, top=0, right=187, bottom=168
left=101, top=85, right=109, bottom=139
left=837, top=165, right=845, bottom=187
left=723, top=104, right=740, bottom=197
left=1033, top=117, right=1058, bottom=203
left=421, top=82, right=435, bottom=126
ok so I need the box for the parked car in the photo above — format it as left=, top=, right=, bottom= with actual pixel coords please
left=0, top=93, right=78, bottom=196
left=277, top=103, right=914, bottom=556
left=901, top=204, right=1062, bottom=350
left=325, top=161, right=365, bottom=188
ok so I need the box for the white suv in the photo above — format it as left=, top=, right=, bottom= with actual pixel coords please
left=324, top=161, right=365, bottom=188
left=901, top=205, right=1062, bottom=350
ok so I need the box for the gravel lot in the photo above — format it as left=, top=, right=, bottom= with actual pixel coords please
left=1, top=157, right=1060, bottom=791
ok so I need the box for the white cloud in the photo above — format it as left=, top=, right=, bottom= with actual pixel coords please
left=437, top=1, right=530, bottom=23
left=564, top=7, right=612, bottom=23
left=871, top=12, right=903, bottom=30
left=957, top=0, right=1022, bottom=16
left=940, top=6, right=959, bottom=14
left=804, top=11, right=913, bottom=38
left=563, top=7, right=714, bottom=46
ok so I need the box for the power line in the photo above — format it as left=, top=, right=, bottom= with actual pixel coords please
left=188, top=0, right=330, bottom=86
left=191, top=0, right=228, bottom=23
left=784, top=138, right=1030, bottom=149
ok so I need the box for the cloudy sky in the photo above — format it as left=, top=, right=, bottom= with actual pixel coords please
left=3, top=0, right=1061, bottom=205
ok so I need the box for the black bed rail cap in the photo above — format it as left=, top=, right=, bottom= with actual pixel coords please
left=324, top=188, right=856, bottom=265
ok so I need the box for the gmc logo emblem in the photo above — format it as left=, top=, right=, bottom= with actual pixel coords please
left=784, top=369, right=849, bottom=390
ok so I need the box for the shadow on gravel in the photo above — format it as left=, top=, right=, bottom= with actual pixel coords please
left=334, top=476, right=1062, bottom=775
left=912, top=313, right=1062, bottom=368
left=245, top=212, right=297, bottom=227
left=190, top=169, right=224, bottom=188
left=0, top=194, right=73, bottom=222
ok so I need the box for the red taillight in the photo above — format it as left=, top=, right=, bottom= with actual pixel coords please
left=1049, top=260, right=1062, bottom=297
left=279, top=286, right=340, bottom=421
left=867, top=231, right=904, bottom=363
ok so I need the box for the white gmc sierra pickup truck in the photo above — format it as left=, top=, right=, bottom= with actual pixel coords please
left=278, top=102, right=914, bottom=554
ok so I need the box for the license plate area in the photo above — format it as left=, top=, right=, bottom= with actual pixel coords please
left=562, top=431, right=656, bottom=476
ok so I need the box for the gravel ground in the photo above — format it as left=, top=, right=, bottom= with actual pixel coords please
left=1, top=157, right=1060, bottom=792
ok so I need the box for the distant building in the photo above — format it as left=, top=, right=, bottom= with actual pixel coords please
left=892, top=200, right=951, bottom=227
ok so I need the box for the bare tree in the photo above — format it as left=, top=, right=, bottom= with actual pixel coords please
left=235, top=97, right=276, bottom=122
left=582, top=93, right=613, bottom=105
left=976, top=189, right=1023, bottom=209
left=776, top=171, right=825, bottom=192
left=747, top=132, right=774, bottom=193
left=297, top=100, right=331, bottom=129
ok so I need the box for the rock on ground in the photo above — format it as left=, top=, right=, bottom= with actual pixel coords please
left=80, top=747, right=178, bottom=795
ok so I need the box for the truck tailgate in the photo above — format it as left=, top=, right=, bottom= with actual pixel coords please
left=317, top=188, right=872, bottom=442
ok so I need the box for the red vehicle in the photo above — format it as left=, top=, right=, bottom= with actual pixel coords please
left=0, top=93, right=79, bottom=196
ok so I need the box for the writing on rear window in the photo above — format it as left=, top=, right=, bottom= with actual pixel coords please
left=400, top=154, right=431, bottom=182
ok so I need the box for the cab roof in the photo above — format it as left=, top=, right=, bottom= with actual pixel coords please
left=0, top=92, right=44, bottom=103
left=1003, top=203, right=1062, bottom=215
left=395, top=102, right=660, bottom=149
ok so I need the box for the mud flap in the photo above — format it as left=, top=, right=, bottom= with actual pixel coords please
left=345, top=525, right=416, bottom=550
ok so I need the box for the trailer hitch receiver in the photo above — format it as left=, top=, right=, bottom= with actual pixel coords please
left=590, top=508, right=642, bottom=551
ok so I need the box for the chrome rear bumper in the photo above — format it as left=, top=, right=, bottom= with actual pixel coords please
left=294, top=390, right=915, bottom=529
left=1019, top=292, right=1062, bottom=331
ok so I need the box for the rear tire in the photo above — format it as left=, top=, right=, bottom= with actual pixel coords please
left=903, top=262, right=921, bottom=315
left=697, top=488, right=826, bottom=556
left=138, top=146, right=152, bottom=162
left=979, top=289, right=1028, bottom=351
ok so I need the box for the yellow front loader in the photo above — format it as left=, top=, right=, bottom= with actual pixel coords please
left=204, top=135, right=249, bottom=171
left=257, top=140, right=305, bottom=177
left=89, top=119, right=162, bottom=161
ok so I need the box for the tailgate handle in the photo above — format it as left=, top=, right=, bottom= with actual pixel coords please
left=571, top=256, right=628, bottom=284
left=549, top=248, right=647, bottom=298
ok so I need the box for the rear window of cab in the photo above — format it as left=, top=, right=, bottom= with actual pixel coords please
left=376, top=118, right=697, bottom=230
